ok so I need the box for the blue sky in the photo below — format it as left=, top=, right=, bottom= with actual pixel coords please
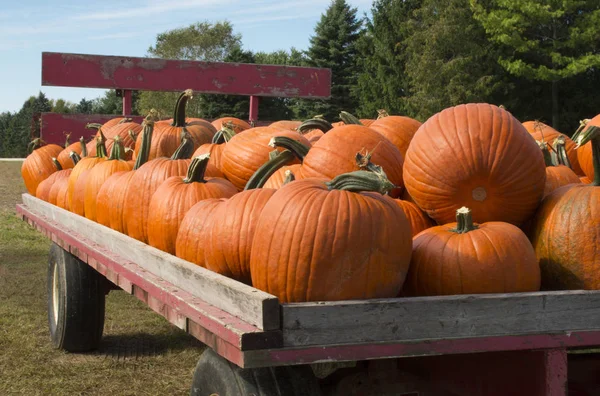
left=0, top=0, right=373, bottom=113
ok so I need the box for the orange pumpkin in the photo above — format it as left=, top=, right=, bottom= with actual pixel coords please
left=577, top=115, right=600, bottom=181
left=21, top=139, right=63, bottom=195
left=403, top=103, right=546, bottom=225
left=191, top=126, right=236, bottom=176
left=368, top=111, right=422, bottom=158
left=270, top=120, right=302, bottom=130
left=35, top=159, right=64, bottom=201
left=394, top=200, right=435, bottom=237
left=86, top=121, right=142, bottom=160
left=147, top=155, right=237, bottom=254
left=537, top=140, right=580, bottom=197
left=211, top=117, right=251, bottom=134
left=250, top=169, right=412, bottom=302
left=56, top=135, right=87, bottom=169
left=405, top=207, right=540, bottom=296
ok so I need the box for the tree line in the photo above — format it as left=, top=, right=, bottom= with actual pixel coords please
left=2, top=0, right=599, bottom=157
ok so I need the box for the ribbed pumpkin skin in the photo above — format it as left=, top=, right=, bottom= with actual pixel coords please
left=403, top=104, right=546, bottom=225
left=263, top=164, right=302, bottom=189
left=147, top=176, right=237, bottom=254
left=270, top=120, right=302, bottom=130
left=303, top=129, right=324, bottom=144
left=250, top=178, right=413, bottom=303
left=544, top=166, right=581, bottom=197
left=221, top=127, right=311, bottom=190
left=57, top=141, right=84, bottom=169
left=84, top=160, right=133, bottom=222
left=581, top=176, right=592, bottom=184
left=405, top=221, right=540, bottom=296
left=133, top=122, right=214, bottom=161
left=67, top=157, right=107, bottom=213
left=369, top=116, right=422, bottom=158
left=394, top=200, right=435, bottom=237
left=96, top=171, right=129, bottom=230
left=124, top=158, right=191, bottom=243
left=36, top=169, right=68, bottom=202
left=211, top=117, right=251, bottom=133
left=193, top=144, right=225, bottom=173
left=47, top=170, right=72, bottom=206
left=298, top=125, right=405, bottom=196
left=87, top=122, right=142, bottom=159
left=175, top=199, right=226, bottom=266
left=522, top=121, right=582, bottom=176
left=70, top=169, right=91, bottom=216
left=205, top=189, right=276, bottom=284
left=22, top=144, right=63, bottom=195
left=577, top=114, right=600, bottom=181
left=529, top=183, right=600, bottom=290
left=55, top=179, right=71, bottom=210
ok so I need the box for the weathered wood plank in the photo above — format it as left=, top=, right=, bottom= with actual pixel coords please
left=42, top=52, right=331, bottom=98
left=281, top=291, right=600, bottom=347
left=20, top=194, right=280, bottom=330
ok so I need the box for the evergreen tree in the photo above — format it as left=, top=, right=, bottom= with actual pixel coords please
left=471, top=0, right=600, bottom=129
left=300, top=0, right=363, bottom=120
left=75, top=98, right=94, bottom=114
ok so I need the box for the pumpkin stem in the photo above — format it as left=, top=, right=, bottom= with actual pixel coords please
left=171, top=129, right=195, bottom=160
left=128, top=129, right=139, bottom=142
left=377, top=109, right=390, bottom=119
left=298, top=118, right=333, bottom=134
left=79, top=136, right=88, bottom=158
left=245, top=150, right=296, bottom=190
left=117, top=117, right=133, bottom=124
left=339, top=111, right=364, bottom=126
left=85, top=123, right=103, bottom=131
left=172, top=89, right=194, bottom=127
left=212, top=125, right=237, bottom=144
left=537, top=141, right=555, bottom=167
left=575, top=125, right=600, bottom=186
left=552, top=136, right=572, bottom=169
left=51, top=157, right=62, bottom=171
left=183, top=154, right=210, bottom=184
left=268, top=136, right=309, bottom=160
left=133, top=114, right=157, bottom=170
left=95, top=129, right=108, bottom=158
left=27, top=138, right=47, bottom=153
left=355, top=150, right=388, bottom=176
left=69, top=151, right=81, bottom=166
left=326, top=169, right=396, bottom=195
left=572, top=119, right=590, bottom=142
left=451, top=207, right=478, bottom=234
left=108, top=136, right=126, bottom=161
left=282, top=170, right=295, bottom=185
left=63, top=132, right=72, bottom=148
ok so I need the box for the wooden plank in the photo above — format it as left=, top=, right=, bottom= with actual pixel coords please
left=42, top=52, right=331, bottom=98
left=281, top=291, right=600, bottom=347
left=20, top=195, right=280, bottom=330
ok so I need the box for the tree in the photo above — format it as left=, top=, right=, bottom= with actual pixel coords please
left=300, top=0, right=363, bottom=119
left=471, top=0, right=600, bottom=129
left=75, top=98, right=94, bottom=114
left=0, top=92, right=51, bottom=157
left=93, top=90, right=140, bottom=115
left=50, top=98, right=76, bottom=114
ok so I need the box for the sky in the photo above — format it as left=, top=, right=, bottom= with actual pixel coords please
left=0, top=0, right=373, bottom=113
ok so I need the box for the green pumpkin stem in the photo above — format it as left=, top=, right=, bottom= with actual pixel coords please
left=95, top=131, right=108, bottom=158
left=268, top=136, right=309, bottom=160
left=69, top=151, right=81, bottom=166
left=245, top=150, right=296, bottom=190
left=172, top=89, right=194, bottom=127
left=63, top=132, right=71, bottom=149
left=51, top=158, right=62, bottom=171
left=85, top=123, right=103, bottom=130
left=118, top=117, right=133, bottom=124
left=575, top=125, right=600, bottom=186
left=27, top=138, right=47, bottom=153
left=326, top=169, right=396, bottom=194
left=377, top=109, right=390, bottom=119
left=183, top=154, right=210, bottom=184
left=537, top=141, right=555, bottom=167
left=79, top=137, right=88, bottom=157
left=572, top=119, right=590, bottom=142
left=339, top=111, right=363, bottom=126
left=552, top=136, right=572, bottom=169
left=452, top=207, right=478, bottom=234
left=170, top=129, right=195, bottom=160
left=298, top=118, right=333, bottom=134
left=212, top=125, right=237, bottom=144
left=108, top=136, right=126, bottom=161
left=133, top=114, right=157, bottom=170
left=282, top=170, right=295, bottom=185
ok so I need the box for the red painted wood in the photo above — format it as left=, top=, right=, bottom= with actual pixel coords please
left=122, top=90, right=132, bottom=116
left=545, top=349, right=568, bottom=395
left=249, top=96, right=260, bottom=122
left=42, top=52, right=331, bottom=98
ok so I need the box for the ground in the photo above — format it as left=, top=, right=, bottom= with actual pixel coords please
left=0, top=161, right=205, bottom=395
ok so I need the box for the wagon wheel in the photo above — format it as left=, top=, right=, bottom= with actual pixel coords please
left=47, top=243, right=106, bottom=351
left=190, top=349, right=321, bottom=396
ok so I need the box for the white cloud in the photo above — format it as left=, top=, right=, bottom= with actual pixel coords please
left=72, top=0, right=227, bottom=21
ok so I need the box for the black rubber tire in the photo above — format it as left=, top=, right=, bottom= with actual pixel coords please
left=47, top=243, right=106, bottom=352
left=190, top=349, right=321, bottom=396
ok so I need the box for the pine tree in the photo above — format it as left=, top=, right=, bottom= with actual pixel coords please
left=471, top=0, right=600, bottom=129
left=300, top=0, right=363, bottom=120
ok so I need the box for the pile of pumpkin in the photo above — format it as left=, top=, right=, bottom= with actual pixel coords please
left=22, top=89, right=600, bottom=302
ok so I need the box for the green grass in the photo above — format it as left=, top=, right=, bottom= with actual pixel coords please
left=0, top=161, right=204, bottom=395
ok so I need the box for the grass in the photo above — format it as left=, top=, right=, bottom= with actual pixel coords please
left=0, top=161, right=205, bottom=395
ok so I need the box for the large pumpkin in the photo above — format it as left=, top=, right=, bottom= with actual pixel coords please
left=522, top=120, right=583, bottom=176
left=21, top=139, right=63, bottom=195
left=87, top=121, right=142, bottom=160
left=369, top=111, right=422, bottom=158
left=35, top=159, right=64, bottom=201
left=66, top=135, right=108, bottom=213
left=211, top=117, right=251, bottom=134
left=537, top=140, right=580, bottom=198
left=147, top=155, right=237, bottom=254
left=191, top=126, right=236, bottom=176
left=403, top=103, right=546, bottom=225
left=577, top=115, right=600, bottom=181
left=529, top=125, right=600, bottom=290
left=270, top=120, right=302, bottom=130
left=250, top=170, right=412, bottom=302
left=394, top=200, right=435, bottom=237
left=56, top=135, right=87, bottom=170
left=405, top=207, right=540, bottom=296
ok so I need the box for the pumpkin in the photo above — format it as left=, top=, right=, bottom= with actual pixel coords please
left=21, top=139, right=63, bottom=195
left=66, top=134, right=108, bottom=215
left=537, top=140, right=580, bottom=197
left=394, top=200, right=435, bottom=237
left=86, top=121, right=142, bottom=160
left=581, top=176, right=592, bottom=184
left=368, top=110, right=422, bottom=158
left=35, top=159, right=64, bottom=201
left=147, top=155, right=237, bottom=254
left=221, top=127, right=311, bottom=190
left=191, top=126, right=236, bottom=176
left=250, top=169, right=412, bottom=302
left=297, top=125, right=405, bottom=197
left=403, top=103, right=546, bottom=225
left=270, top=120, right=302, bottom=130
left=55, top=179, right=71, bottom=210
left=529, top=125, right=600, bottom=290
left=84, top=136, right=132, bottom=222
left=404, top=207, right=540, bottom=296
left=96, top=114, right=157, bottom=233
left=56, top=135, right=87, bottom=169
left=48, top=170, right=74, bottom=207
left=577, top=115, right=600, bottom=181
left=523, top=120, right=583, bottom=176
left=124, top=134, right=196, bottom=243
left=175, top=198, right=227, bottom=266
left=205, top=188, right=276, bottom=284
left=298, top=117, right=333, bottom=145
left=211, top=117, right=251, bottom=134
